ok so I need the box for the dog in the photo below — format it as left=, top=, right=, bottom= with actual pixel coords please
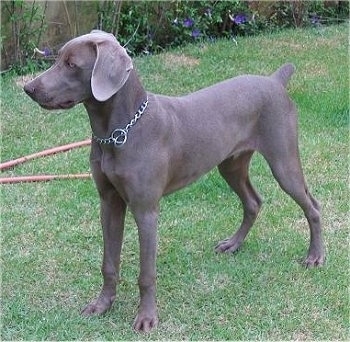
left=24, top=30, right=324, bottom=332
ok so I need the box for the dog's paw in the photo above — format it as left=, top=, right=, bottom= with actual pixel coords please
left=215, top=237, right=241, bottom=253
left=303, top=253, right=325, bottom=268
left=81, top=295, right=115, bottom=316
left=133, top=310, right=158, bottom=333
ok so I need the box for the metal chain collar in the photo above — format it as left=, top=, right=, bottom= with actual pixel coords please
left=92, top=98, right=148, bottom=148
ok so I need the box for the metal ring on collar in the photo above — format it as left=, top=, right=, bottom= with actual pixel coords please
left=111, top=128, right=128, bottom=147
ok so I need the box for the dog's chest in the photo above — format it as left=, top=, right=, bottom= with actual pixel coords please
left=100, top=149, right=149, bottom=195
left=100, top=150, right=130, bottom=185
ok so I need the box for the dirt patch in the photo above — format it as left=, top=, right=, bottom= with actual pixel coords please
left=272, top=40, right=305, bottom=51
left=162, top=53, right=200, bottom=69
left=303, top=63, right=328, bottom=77
left=315, top=37, right=342, bottom=49
left=264, top=35, right=341, bottom=52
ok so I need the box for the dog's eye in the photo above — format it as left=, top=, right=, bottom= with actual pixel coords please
left=66, top=61, right=76, bottom=68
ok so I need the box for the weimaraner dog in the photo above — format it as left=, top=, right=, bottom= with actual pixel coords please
left=24, top=30, right=324, bottom=332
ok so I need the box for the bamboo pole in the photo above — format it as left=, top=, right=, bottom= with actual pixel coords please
left=0, top=174, right=91, bottom=184
left=0, top=139, right=91, bottom=172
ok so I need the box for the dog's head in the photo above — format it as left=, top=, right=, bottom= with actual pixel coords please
left=24, top=30, right=133, bottom=109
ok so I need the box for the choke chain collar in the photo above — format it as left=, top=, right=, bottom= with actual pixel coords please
left=92, top=98, right=148, bottom=148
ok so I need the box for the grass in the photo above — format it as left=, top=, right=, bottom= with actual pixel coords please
left=1, top=24, right=349, bottom=340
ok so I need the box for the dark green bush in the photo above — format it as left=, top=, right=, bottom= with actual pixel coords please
left=96, top=0, right=348, bottom=56
left=2, top=0, right=349, bottom=74
left=1, top=0, right=49, bottom=74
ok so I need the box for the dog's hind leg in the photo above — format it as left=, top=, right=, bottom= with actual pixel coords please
left=260, top=143, right=325, bottom=267
left=215, top=151, right=263, bottom=253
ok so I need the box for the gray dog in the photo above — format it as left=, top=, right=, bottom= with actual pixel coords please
left=24, top=30, right=324, bottom=332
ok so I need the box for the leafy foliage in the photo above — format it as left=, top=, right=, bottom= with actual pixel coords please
left=95, top=0, right=349, bottom=56
left=1, top=0, right=49, bottom=74
left=1, top=0, right=349, bottom=73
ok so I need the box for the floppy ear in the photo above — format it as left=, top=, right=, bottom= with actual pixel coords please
left=91, top=41, right=133, bottom=102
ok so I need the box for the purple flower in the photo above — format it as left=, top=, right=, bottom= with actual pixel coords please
left=205, top=8, right=212, bottom=18
left=183, top=18, right=194, bottom=28
left=43, top=47, right=51, bottom=57
left=311, top=15, right=320, bottom=25
left=231, top=14, right=247, bottom=25
left=191, top=28, right=201, bottom=38
left=147, top=31, right=154, bottom=40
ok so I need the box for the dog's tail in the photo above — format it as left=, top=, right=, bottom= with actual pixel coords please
left=271, top=63, right=295, bottom=88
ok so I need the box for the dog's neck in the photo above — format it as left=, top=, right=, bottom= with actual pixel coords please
left=84, top=70, right=147, bottom=140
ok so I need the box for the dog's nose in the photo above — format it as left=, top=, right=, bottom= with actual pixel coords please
left=23, top=83, right=35, bottom=95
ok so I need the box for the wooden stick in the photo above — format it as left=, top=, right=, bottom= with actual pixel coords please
left=0, top=139, right=91, bottom=171
left=0, top=173, right=91, bottom=184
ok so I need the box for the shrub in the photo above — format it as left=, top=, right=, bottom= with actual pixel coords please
left=1, top=0, right=348, bottom=73
left=96, top=0, right=349, bottom=56
left=1, top=0, right=49, bottom=74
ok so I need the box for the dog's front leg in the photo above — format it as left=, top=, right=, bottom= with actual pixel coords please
left=131, top=207, right=159, bottom=333
left=82, top=186, right=127, bottom=316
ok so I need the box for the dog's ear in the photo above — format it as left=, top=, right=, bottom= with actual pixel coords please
left=91, top=41, right=133, bottom=102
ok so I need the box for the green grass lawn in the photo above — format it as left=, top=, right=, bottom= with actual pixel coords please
left=1, top=24, right=349, bottom=340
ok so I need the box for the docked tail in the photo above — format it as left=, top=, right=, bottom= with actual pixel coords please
left=271, top=63, right=295, bottom=87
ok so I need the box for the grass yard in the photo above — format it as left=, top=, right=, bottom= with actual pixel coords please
left=1, top=24, right=349, bottom=340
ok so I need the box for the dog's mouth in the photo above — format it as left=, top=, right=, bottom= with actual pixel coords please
left=40, top=100, right=76, bottom=110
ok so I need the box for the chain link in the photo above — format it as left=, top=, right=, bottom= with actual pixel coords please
left=92, top=98, right=148, bottom=148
